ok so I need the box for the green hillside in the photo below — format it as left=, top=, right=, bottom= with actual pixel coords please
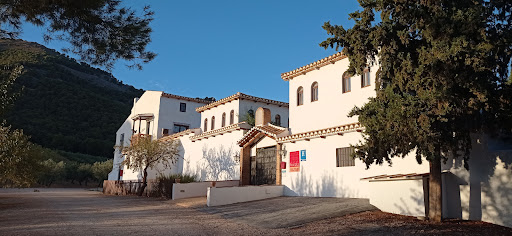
left=0, top=39, right=143, bottom=159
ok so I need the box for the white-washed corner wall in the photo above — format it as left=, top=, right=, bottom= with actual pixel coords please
left=288, top=60, right=378, bottom=134
left=442, top=134, right=512, bottom=227
left=107, top=120, right=132, bottom=180
left=239, top=100, right=289, bottom=127
left=280, top=133, right=429, bottom=199
left=365, top=178, right=426, bottom=217
left=200, top=100, right=240, bottom=131
left=109, top=91, right=163, bottom=181
left=156, top=96, right=204, bottom=139
left=181, top=130, right=244, bottom=181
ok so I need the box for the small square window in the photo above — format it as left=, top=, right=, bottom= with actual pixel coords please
left=336, top=147, right=355, bottom=167
left=173, top=124, right=189, bottom=133
left=180, top=103, right=186, bottom=112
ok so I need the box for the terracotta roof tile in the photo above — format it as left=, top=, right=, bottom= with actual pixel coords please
left=162, top=92, right=213, bottom=104
left=195, top=92, right=288, bottom=113
left=281, top=52, right=347, bottom=81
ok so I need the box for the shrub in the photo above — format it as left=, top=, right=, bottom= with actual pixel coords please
left=151, top=173, right=198, bottom=198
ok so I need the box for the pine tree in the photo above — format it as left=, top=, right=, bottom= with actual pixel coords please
left=0, top=0, right=155, bottom=70
left=321, top=0, right=512, bottom=221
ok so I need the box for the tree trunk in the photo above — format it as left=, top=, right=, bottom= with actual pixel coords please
left=137, top=167, right=148, bottom=196
left=429, top=157, right=443, bottom=222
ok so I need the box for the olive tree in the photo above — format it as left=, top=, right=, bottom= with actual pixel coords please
left=121, top=137, right=180, bottom=196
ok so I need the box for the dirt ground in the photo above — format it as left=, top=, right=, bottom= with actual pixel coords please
left=0, top=188, right=511, bottom=236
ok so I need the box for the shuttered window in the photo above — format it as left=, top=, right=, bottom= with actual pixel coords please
left=336, top=147, right=355, bottom=167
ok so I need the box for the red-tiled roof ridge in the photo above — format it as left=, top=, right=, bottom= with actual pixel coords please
left=281, top=52, right=347, bottom=81
left=195, top=92, right=289, bottom=113
left=237, top=123, right=289, bottom=147
left=162, top=92, right=214, bottom=104
left=159, top=128, right=201, bottom=142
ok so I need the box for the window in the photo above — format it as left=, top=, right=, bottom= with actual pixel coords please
left=119, top=133, right=125, bottom=153
left=180, top=102, right=186, bottom=112
left=230, top=110, right=234, bottom=125
left=297, top=86, right=303, bottom=106
left=342, top=72, right=351, bottom=93
left=275, top=114, right=281, bottom=126
left=162, top=129, right=169, bottom=136
left=173, top=124, right=189, bottom=133
left=222, top=112, right=226, bottom=127
left=311, top=82, right=318, bottom=102
left=361, top=68, right=370, bottom=87
left=204, top=118, right=208, bottom=132
left=336, top=147, right=355, bottom=167
left=211, top=116, right=215, bottom=130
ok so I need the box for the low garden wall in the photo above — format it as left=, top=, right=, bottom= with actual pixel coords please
left=207, top=185, right=284, bottom=207
left=103, top=180, right=240, bottom=199
left=172, top=180, right=239, bottom=200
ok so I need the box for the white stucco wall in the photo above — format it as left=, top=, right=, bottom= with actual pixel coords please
left=288, top=58, right=378, bottom=133
left=239, top=99, right=289, bottom=127
left=179, top=130, right=245, bottom=181
left=108, top=91, right=162, bottom=181
left=156, top=96, right=205, bottom=139
left=199, top=97, right=289, bottom=132
left=108, top=91, right=206, bottom=181
left=441, top=135, right=512, bottom=227
left=280, top=133, right=429, bottom=199
left=207, top=185, right=284, bottom=207
left=200, top=100, right=240, bottom=132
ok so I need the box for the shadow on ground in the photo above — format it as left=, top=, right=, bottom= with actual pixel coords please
left=198, top=196, right=379, bottom=229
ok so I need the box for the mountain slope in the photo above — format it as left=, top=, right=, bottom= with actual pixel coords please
left=0, top=39, right=143, bottom=158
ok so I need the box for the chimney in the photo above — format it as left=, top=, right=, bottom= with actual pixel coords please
left=255, top=107, right=271, bottom=126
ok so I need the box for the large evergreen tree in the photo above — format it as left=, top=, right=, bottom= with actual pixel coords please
left=321, top=0, right=512, bottom=221
left=0, top=0, right=155, bottom=69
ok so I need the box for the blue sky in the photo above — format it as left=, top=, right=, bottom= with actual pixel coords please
left=21, top=1, right=361, bottom=103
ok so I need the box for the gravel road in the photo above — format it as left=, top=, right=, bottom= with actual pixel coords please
left=1, top=188, right=510, bottom=236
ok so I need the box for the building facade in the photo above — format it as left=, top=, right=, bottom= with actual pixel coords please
left=107, top=91, right=212, bottom=181
left=161, top=92, right=289, bottom=181
left=238, top=52, right=512, bottom=227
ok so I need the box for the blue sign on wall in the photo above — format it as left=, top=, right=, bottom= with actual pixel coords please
left=300, top=150, right=306, bottom=161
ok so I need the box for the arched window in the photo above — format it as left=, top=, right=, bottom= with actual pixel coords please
left=297, top=86, right=303, bottom=106
left=361, top=67, right=370, bottom=87
left=222, top=112, right=226, bottom=127
left=211, top=116, right=215, bottom=130
left=311, top=82, right=318, bottom=102
left=230, top=110, right=234, bottom=125
left=204, top=118, right=208, bottom=132
left=275, top=114, right=281, bottom=126
left=342, top=72, right=351, bottom=93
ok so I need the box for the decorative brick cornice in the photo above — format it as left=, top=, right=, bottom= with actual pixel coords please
left=281, top=52, right=347, bottom=81
left=159, top=128, right=201, bottom=142
left=162, top=92, right=213, bottom=104
left=195, top=92, right=289, bottom=113
left=237, top=124, right=289, bottom=147
left=190, top=122, right=252, bottom=142
left=276, top=122, right=363, bottom=143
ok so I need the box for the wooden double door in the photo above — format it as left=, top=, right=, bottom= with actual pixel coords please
left=250, top=146, right=276, bottom=185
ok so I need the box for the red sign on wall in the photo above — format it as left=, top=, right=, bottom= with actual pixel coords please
left=290, top=151, right=300, bottom=172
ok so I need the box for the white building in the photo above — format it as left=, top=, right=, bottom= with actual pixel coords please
left=107, top=91, right=213, bottom=181
left=237, top=52, right=512, bottom=227
left=108, top=91, right=289, bottom=182
left=161, top=92, right=289, bottom=181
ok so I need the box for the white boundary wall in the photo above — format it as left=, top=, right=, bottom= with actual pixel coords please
left=172, top=180, right=239, bottom=200
left=207, top=185, right=284, bottom=207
